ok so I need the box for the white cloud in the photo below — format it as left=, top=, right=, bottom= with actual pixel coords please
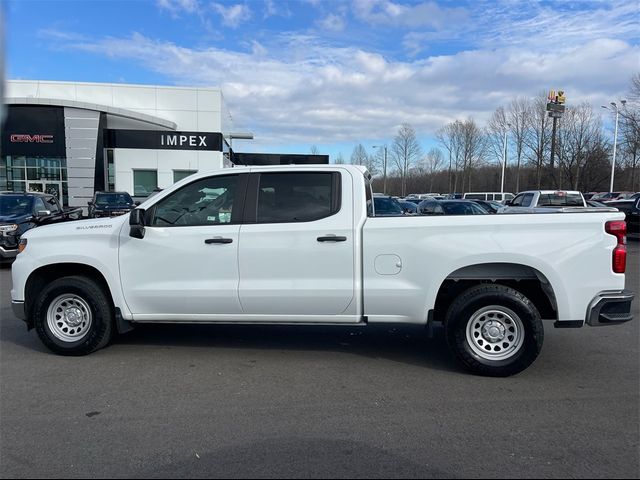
left=47, top=29, right=637, bottom=150
left=318, top=13, right=347, bottom=33
left=212, top=3, right=252, bottom=28
left=353, top=0, right=468, bottom=29
left=156, top=0, right=201, bottom=14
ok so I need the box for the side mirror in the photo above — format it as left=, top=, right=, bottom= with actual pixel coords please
left=36, top=210, right=51, bottom=218
left=129, top=209, right=146, bottom=239
left=134, top=201, right=141, bottom=206
left=88, top=201, right=94, bottom=206
left=504, top=200, right=512, bottom=206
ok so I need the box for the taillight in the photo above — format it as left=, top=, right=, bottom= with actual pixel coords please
left=605, top=221, right=627, bottom=274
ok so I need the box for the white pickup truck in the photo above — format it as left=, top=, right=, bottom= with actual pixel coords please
left=10, top=165, right=634, bottom=376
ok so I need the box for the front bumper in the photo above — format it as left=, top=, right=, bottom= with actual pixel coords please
left=586, top=290, right=635, bottom=326
left=0, top=245, right=19, bottom=259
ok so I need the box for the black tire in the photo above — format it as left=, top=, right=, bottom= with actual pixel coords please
left=445, top=284, right=544, bottom=377
left=33, top=275, right=114, bottom=356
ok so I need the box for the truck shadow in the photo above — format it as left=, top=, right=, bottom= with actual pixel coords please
left=115, top=322, right=462, bottom=374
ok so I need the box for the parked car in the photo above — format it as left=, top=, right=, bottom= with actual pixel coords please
left=584, top=192, right=604, bottom=201
left=88, top=192, right=138, bottom=218
left=604, top=198, right=640, bottom=239
left=398, top=200, right=418, bottom=214
left=417, top=199, right=488, bottom=216
left=372, top=196, right=405, bottom=216
left=592, top=192, right=635, bottom=201
left=463, top=192, right=515, bottom=203
left=587, top=200, right=609, bottom=208
left=11, top=165, right=633, bottom=377
left=470, top=199, right=504, bottom=214
left=0, top=192, right=82, bottom=261
left=505, top=190, right=586, bottom=209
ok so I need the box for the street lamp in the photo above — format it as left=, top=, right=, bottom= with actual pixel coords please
left=372, top=145, right=388, bottom=195
left=602, top=100, right=626, bottom=192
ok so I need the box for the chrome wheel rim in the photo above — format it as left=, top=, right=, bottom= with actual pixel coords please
left=47, top=294, right=93, bottom=343
left=465, top=306, right=524, bottom=361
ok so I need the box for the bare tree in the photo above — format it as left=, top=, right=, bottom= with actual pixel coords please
left=524, top=94, right=552, bottom=188
left=558, top=102, right=600, bottom=190
left=437, top=121, right=464, bottom=193
left=620, top=72, right=640, bottom=190
left=310, top=145, right=320, bottom=155
left=391, top=123, right=422, bottom=196
left=424, top=148, right=444, bottom=192
left=459, top=118, right=486, bottom=192
left=508, top=97, right=530, bottom=192
left=334, top=152, right=346, bottom=164
left=486, top=107, right=510, bottom=191
left=351, top=144, right=368, bottom=166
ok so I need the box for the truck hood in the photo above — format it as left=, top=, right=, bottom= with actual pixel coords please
left=22, top=216, right=128, bottom=240
left=0, top=214, right=31, bottom=224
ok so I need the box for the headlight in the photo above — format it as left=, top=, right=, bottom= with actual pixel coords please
left=0, top=224, right=18, bottom=233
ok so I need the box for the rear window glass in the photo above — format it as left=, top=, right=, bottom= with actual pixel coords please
left=538, top=193, right=584, bottom=207
left=465, top=194, right=486, bottom=200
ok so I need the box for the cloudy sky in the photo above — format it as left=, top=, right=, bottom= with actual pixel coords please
left=5, top=0, right=639, bottom=160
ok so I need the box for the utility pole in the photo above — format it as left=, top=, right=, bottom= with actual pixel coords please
left=546, top=90, right=566, bottom=188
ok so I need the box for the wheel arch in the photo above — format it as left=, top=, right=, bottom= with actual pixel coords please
left=431, top=262, right=559, bottom=323
left=24, top=263, right=117, bottom=329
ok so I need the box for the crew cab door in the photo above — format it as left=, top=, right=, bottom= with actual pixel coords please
left=119, top=173, right=247, bottom=318
left=238, top=170, right=356, bottom=318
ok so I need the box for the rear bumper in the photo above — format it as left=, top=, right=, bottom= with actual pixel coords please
left=585, top=290, right=635, bottom=326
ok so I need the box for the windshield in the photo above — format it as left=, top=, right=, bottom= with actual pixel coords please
left=0, top=196, right=32, bottom=217
left=95, top=193, right=134, bottom=206
left=374, top=197, right=403, bottom=215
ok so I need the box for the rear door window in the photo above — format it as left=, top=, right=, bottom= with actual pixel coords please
left=255, top=172, right=339, bottom=223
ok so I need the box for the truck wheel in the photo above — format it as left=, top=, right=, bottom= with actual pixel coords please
left=33, top=276, right=114, bottom=356
left=445, top=284, right=544, bottom=377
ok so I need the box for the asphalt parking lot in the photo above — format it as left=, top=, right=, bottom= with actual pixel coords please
left=0, top=244, right=638, bottom=479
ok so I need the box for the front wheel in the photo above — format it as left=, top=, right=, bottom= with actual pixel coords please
left=445, top=284, right=544, bottom=377
left=33, top=276, right=114, bottom=355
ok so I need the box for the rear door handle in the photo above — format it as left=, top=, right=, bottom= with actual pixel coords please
left=317, top=235, right=347, bottom=242
left=205, top=237, right=233, bottom=244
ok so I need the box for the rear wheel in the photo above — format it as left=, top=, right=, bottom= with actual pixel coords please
left=445, top=284, right=544, bottom=377
left=33, top=276, right=114, bottom=355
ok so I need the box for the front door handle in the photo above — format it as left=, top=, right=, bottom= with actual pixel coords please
left=205, top=237, right=233, bottom=244
left=317, top=235, right=347, bottom=242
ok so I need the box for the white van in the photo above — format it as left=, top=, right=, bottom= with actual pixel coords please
left=463, top=192, right=515, bottom=203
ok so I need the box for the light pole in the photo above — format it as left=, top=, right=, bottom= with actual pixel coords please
left=372, top=145, right=388, bottom=194
left=602, top=100, right=626, bottom=192
left=501, top=124, right=510, bottom=195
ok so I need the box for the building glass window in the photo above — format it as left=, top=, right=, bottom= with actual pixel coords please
left=106, top=150, right=115, bottom=191
left=0, top=155, right=68, bottom=206
left=173, top=170, right=197, bottom=183
left=133, top=170, right=158, bottom=197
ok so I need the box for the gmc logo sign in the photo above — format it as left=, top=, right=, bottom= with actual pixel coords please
left=10, top=134, right=54, bottom=143
left=161, top=134, right=207, bottom=147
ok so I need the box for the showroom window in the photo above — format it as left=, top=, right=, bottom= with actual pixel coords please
left=173, top=170, right=197, bottom=183
left=133, top=170, right=158, bottom=197
left=0, top=155, right=69, bottom=206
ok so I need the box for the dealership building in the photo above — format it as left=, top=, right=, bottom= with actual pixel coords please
left=2, top=80, right=327, bottom=209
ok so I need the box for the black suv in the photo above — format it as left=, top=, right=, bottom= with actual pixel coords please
left=0, top=192, right=82, bottom=260
left=88, top=192, right=137, bottom=218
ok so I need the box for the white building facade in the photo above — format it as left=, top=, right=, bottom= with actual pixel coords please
left=2, top=80, right=235, bottom=209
